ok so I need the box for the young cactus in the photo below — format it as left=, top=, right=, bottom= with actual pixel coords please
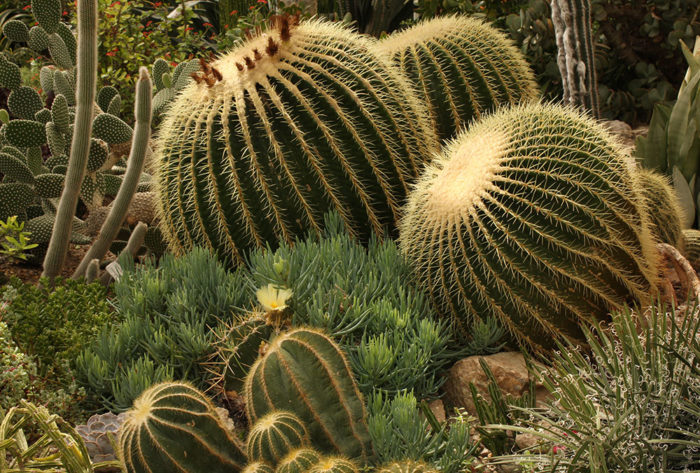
left=376, top=15, right=539, bottom=142
left=243, top=462, right=275, bottom=473
left=275, top=448, right=322, bottom=473
left=399, top=103, right=659, bottom=349
left=308, top=457, right=359, bottom=473
left=246, top=411, right=308, bottom=465
left=118, top=381, right=247, bottom=473
left=636, top=167, right=685, bottom=248
left=244, top=328, right=373, bottom=462
left=154, top=17, right=437, bottom=263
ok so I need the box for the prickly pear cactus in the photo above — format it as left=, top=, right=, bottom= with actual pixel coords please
left=276, top=448, right=322, bottom=473
left=118, top=381, right=247, bottom=473
left=245, top=328, right=373, bottom=462
left=636, top=167, right=684, bottom=248
left=376, top=15, right=539, bottom=142
left=154, top=16, right=437, bottom=263
left=400, top=103, right=659, bottom=349
left=246, top=411, right=308, bottom=464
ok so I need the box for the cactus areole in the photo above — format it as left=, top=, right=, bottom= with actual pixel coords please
left=154, top=17, right=437, bottom=263
left=399, top=104, right=659, bottom=349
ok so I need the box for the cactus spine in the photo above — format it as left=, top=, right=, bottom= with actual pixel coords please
left=399, top=103, right=658, bottom=349
left=154, top=17, right=437, bottom=263
left=551, top=0, right=600, bottom=117
left=275, top=448, right=322, bottom=473
left=377, top=461, right=438, bottom=473
left=308, top=457, right=359, bottom=473
left=246, top=411, right=308, bottom=464
left=118, top=382, right=247, bottom=473
left=243, top=462, right=275, bottom=473
left=682, top=228, right=700, bottom=271
left=244, top=328, right=372, bottom=461
left=73, top=67, right=152, bottom=278
left=42, top=0, right=98, bottom=279
left=376, top=15, right=539, bottom=142
left=636, top=167, right=685, bottom=248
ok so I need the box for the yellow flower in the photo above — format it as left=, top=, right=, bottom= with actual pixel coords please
left=256, top=284, right=293, bottom=312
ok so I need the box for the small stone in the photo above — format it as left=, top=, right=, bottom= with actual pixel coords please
left=427, top=398, right=445, bottom=424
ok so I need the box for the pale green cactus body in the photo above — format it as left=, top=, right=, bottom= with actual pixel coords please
left=154, top=18, right=437, bottom=262
left=399, top=103, right=659, bottom=349
left=118, top=382, right=247, bottom=473
left=246, top=411, right=308, bottom=465
left=376, top=15, right=539, bottom=142
left=245, top=328, right=372, bottom=461
left=275, top=448, right=322, bottom=473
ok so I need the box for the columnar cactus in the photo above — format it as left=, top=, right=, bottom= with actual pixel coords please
left=376, top=15, right=539, bottom=142
left=246, top=411, right=308, bottom=464
left=118, top=381, right=247, bottom=473
left=154, top=17, right=437, bottom=263
left=244, top=328, right=373, bottom=461
left=275, top=448, right=322, bottom=473
left=636, top=167, right=684, bottom=248
left=399, top=103, right=659, bottom=349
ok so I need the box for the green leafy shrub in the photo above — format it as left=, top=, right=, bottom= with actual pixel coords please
left=497, top=304, right=700, bottom=472
left=0, top=321, right=86, bottom=423
left=75, top=248, right=251, bottom=410
left=0, top=215, right=37, bottom=261
left=1, top=277, right=118, bottom=378
left=367, top=391, right=478, bottom=471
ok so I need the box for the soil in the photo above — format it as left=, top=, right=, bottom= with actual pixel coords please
left=0, top=244, right=91, bottom=285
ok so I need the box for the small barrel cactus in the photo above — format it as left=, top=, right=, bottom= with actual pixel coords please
left=377, top=461, right=438, bottom=473
left=636, top=167, right=684, bottom=248
left=118, top=381, right=247, bottom=473
left=154, top=16, right=437, bottom=263
left=399, top=103, right=659, bottom=349
left=682, top=228, right=700, bottom=271
left=244, top=328, right=372, bottom=461
left=376, top=15, right=539, bottom=142
left=246, top=411, right=308, bottom=464
left=308, top=457, right=359, bottom=473
left=243, top=462, right=275, bottom=473
left=75, top=412, right=127, bottom=470
left=275, top=448, right=322, bottom=473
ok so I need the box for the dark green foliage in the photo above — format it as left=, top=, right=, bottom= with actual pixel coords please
left=76, top=248, right=251, bottom=411
left=367, top=391, right=477, bottom=472
left=0, top=276, right=119, bottom=379
left=247, top=213, right=502, bottom=401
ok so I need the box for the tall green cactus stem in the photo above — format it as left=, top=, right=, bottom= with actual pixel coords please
left=246, top=411, right=308, bottom=465
left=118, top=381, right=247, bottom=473
left=551, top=0, right=600, bottom=117
left=73, top=67, right=152, bottom=279
left=276, top=448, right=321, bottom=473
left=154, top=18, right=437, bottom=263
left=636, top=167, right=684, bottom=248
left=85, top=258, right=99, bottom=283
left=399, top=103, right=659, bottom=349
left=376, top=15, right=539, bottom=142
left=42, top=0, right=98, bottom=280
left=245, top=328, right=372, bottom=461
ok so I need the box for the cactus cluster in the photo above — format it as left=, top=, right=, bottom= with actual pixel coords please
left=376, top=15, right=539, bottom=142
left=399, top=103, right=659, bottom=348
left=153, top=17, right=438, bottom=263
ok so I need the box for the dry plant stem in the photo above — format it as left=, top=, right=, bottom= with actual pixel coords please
left=99, top=221, right=147, bottom=285
left=73, top=67, right=152, bottom=279
left=657, top=242, right=700, bottom=305
left=42, top=0, right=98, bottom=280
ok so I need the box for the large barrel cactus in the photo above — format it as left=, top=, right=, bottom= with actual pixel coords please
left=636, top=167, right=684, bottom=248
left=154, top=17, right=437, bottom=262
left=376, top=15, right=539, bottom=142
left=244, top=328, right=372, bottom=462
left=399, top=103, right=659, bottom=349
left=118, top=382, right=247, bottom=473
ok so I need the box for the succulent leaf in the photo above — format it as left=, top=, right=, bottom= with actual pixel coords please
left=3, top=20, right=30, bottom=43
left=5, top=120, right=47, bottom=148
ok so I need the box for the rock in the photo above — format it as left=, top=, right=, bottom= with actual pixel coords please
left=427, top=398, right=445, bottom=424
left=443, top=352, right=550, bottom=415
left=514, top=431, right=542, bottom=452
